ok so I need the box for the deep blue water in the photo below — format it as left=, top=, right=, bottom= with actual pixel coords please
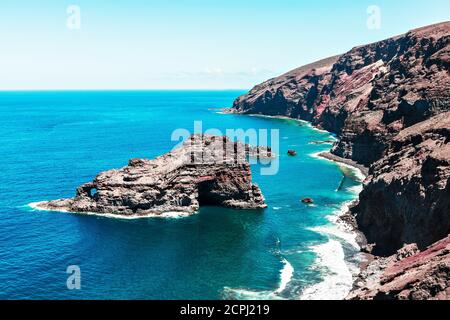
left=0, top=91, right=362, bottom=299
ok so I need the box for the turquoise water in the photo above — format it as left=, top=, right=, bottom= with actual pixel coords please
left=0, top=91, right=362, bottom=299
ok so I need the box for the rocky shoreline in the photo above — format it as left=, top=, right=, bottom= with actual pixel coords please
left=347, top=236, right=450, bottom=300
left=35, top=135, right=269, bottom=217
left=229, top=22, right=450, bottom=299
left=316, top=152, right=369, bottom=177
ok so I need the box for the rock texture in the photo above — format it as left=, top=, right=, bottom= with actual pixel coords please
left=230, top=22, right=450, bottom=254
left=347, top=235, right=450, bottom=300
left=232, top=22, right=449, bottom=164
left=354, top=111, right=450, bottom=255
left=36, top=135, right=268, bottom=216
left=231, top=55, right=340, bottom=121
left=229, top=22, right=450, bottom=299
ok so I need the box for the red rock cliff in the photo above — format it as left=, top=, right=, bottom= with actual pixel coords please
left=230, top=22, right=450, bottom=257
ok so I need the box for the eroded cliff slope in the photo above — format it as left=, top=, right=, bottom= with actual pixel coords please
left=347, top=236, right=450, bottom=300
left=354, top=111, right=450, bottom=255
left=230, top=22, right=450, bottom=257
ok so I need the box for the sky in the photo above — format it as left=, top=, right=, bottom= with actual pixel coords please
left=0, top=0, right=449, bottom=90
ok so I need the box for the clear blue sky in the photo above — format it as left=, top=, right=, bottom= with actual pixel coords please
left=1, top=0, right=449, bottom=90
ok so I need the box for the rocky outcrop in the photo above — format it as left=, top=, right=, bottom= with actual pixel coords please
left=354, top=111, right=450, bottom=255
left=35, top=135, right=268, bottom=216
left=347, top=235, right=450, bottom=300
left=229, top=22, right=450, bottom=299
left=231, top=22, right=449, bottom=166
left=231, top=55, right=340, bottom=120
left=230, top=22, right=450, bottom=255
left=329, top=23, right=450, bottom=165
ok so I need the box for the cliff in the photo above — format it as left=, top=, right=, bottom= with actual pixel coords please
left=347, top=236, right=450, bottom=300
left=233, top=22, right=449, bottom=165
left=232, top=55, right=340, bottom=121
left=230, top=21, right=450, bottom=253
left=229, top=22, right=450, bottom=298
left=35, top=135, right=268, bottom=216
left=354, top=111, right=450, bottom=255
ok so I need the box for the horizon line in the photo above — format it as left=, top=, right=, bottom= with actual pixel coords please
left=0, top=88, right=250, bottom=92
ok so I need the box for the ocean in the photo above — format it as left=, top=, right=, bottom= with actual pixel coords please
left=0, top=90, right=363, bottom=300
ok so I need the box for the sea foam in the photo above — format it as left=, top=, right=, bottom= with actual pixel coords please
left=300, top=201, right=362, bottom=300
left=276, top=258, right=295, bottom=294
left=28, top=202, right=194, bottom=220
left=299, top=239, right=354, bottom=300
left=310, top=152, right=366, bottom=182
left=222, top=258, right=294, bottom=300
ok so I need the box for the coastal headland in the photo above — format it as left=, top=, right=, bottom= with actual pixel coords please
left=228, top=22, right=450, bottom=299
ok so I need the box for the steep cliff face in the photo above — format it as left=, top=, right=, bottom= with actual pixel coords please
left=329, top=23, right=450, bottom=165
left=232, top=55, right=340, bottom=120
left=354, top=112, right=450, bottom=255
left=36, top=135, right=268, bottom=216
left=232, top=22, right=450, bottom=166
left=230, top=22, right=450, bottom=258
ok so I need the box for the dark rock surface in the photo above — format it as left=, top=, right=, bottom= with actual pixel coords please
left=347, top=235, right=450, bottom=300
left=232, top=22, right=449, bottom=165
left=229, top=22, right=450, bottom=299
left=354, top=111, right=450, bottom=255
left=329, top=23, right=450, bottom=166
left=230, top=55, right=341, bottom=120
left=230, top=22, right=450, bottom=255
left=301, top=198, right=314, bottom=205
left=36, top=135, right=268, bottom=216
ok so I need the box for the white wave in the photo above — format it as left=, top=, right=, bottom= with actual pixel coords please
left=311, top=201, right=360, bottom=249
left=336, top=163, right=366, bottom=182
left=299, top=239, right=354, bottom=300
left=222, top=287, right=284, bottom=300
left=306, top=125, right=329, bottom=134
left=273, top=207, right=282, bottom=210
left=247, top=114, right=296, bottom=121
left=310, top=152, right=366, bottom=182
left=276, top=259, right=295, bottom=293
left=346, top=185, right=364, bottom=194
left=246, top=114, right=332, bottom=134
left=28, top=202, right=195, bottom=220
left=222, top=258, right=294, bottom=300
left=310, top=224, right=359, bottom=250
left=300, top=200, right=362, bottom=300
left=230, top=113, right=336, bottom=142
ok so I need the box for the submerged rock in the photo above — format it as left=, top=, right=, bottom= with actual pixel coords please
left=36, top=135, right=268, bottom=217
left=301, top=198, right=314, bottom=204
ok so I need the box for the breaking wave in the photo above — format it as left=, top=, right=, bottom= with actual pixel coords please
left=299, top=239, right=355, bottom=300
left=28, top=202, right=194, bottom=220
left=300, top=201, right=362, bottom=300
left=222, top=258, right=294, bottom=300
